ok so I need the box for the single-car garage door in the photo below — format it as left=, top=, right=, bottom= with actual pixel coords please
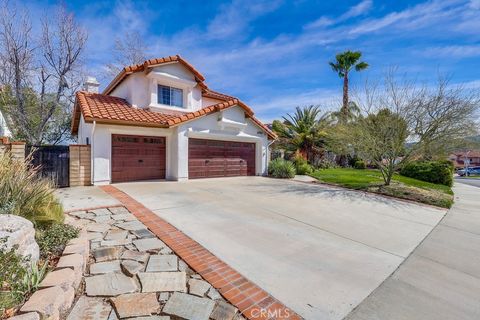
left=112, top=134, right=166, bottom=183
left=188, top=138, right=255, bottom=179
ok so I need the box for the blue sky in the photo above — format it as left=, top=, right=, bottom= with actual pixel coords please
left=23, top=0, right=480, bottom=121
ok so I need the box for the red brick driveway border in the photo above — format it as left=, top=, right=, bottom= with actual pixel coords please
left=100, top=185, right=302, bottom=320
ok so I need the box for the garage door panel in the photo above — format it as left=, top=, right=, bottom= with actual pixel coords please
left=112, top=134, right=166, bottom=183
left=188, top=138, right=255, bottom=179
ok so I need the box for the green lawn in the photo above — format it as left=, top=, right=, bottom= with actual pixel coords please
left=310, top=168, right=454, bottom=208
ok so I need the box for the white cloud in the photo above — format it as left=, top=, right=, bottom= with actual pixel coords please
left=423, top=45, right=480, bottom=58
left=206, top=0, right=283, bottom=40
left=305, top=0, right=372, bottom=29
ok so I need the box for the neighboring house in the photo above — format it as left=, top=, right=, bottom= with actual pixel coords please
left=72, top=55, right=276, bottom=185
left=449, top=151, right=480, bottom=169
left=0, top=110, right=12, bottom=137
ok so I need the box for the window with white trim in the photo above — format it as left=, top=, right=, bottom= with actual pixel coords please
left=157, top=85, right=183, bottom=107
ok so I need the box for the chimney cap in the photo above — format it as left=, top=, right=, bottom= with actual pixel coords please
left=84, top=76, right=100, bottom=93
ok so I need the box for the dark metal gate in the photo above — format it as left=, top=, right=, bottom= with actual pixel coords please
left=27, top=145, right=70, bottom=187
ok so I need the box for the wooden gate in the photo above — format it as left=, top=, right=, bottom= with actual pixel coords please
left=27, top=145, right=70, bottom=187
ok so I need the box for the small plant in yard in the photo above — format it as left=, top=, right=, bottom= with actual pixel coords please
left=293, top=155, right=313, bottom=175
left=269, top=158, right=296, bottom=179
left=36, top=224, right=80, bottom=260
left=353, top=160, right=366, bottom=169
left=0, top=152, right=64, bottom=225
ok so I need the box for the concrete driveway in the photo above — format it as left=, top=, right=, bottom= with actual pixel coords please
left=113, top=177, right=445, bottom=320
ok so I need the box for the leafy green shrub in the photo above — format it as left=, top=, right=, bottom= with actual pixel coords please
left=293, top=155, right=313, bottom=175
left=0, top=152, right=64, bottom=225
left=268, top=158, right=296, bottom=179
left=36, top=224, right=79, bottom=259
left=354, top=160, right=366, bottom=169
left=0, top=242, right=49, bottom=312
left=400, top=160, right=454, bottom=187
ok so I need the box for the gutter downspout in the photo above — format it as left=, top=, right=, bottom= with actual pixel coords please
left=91, top=121, right=96, bottom=185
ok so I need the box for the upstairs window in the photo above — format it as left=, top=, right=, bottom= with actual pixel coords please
left=158, top=85, right=183, bottom=107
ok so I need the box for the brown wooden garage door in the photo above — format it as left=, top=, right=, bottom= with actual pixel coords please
left=111, top=134, right=166, bottom=183
left=188, top=138, right=255, bottom=179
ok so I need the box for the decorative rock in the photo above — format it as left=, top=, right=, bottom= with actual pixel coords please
left=91, top=208, right=111, bottom=216
left=67, top=296, right=112, bottom=320
left=39, top=268, right=75, bottom=291
left=210, top=301, right=238, bottom=320
left=108, top=207, right=130, bottom=215
left=85, top=223, right=111, bottom=233
left=93, top=247, right=120, bottom=262
left=207, top=287, right=222, bottom=300
left=121, top=250, right=149, bottom=263
left=138, top=272, right=187, bottom=292
left=104, top=229, right=128, bottom=241
left=133, top=238, right=166, bottom=252
left=110, top=292, right=159, bottom=318
left=0, top=214, right=39, bottom=263
left=115, top=221, right=146, bottom=231
left=20, top=286, right=65, bottom=320
left=146, top=255, right=178, bottom=272
left=63, top=243, right=88, bottom=257
left=162, top=292, right=215, bottom=320
left=61, top=286, right=76, bottom=312
left=131, top=228, right=155, bottom=239
left=158, top=292, right=170, bottom=302
left=188, top=279, right=211, bottom=297
left=121, top=260, right=144, bottom=276
left=55, top=253, right=85, bottom=286
left=85, top=273, right=138, bottom=296
left=90, top=260, right=121, bottom=274
left=8, top=313, right=40, bottom=320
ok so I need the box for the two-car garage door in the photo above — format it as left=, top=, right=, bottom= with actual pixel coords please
left=111, top=135, right=255, bottom=182
left=188, top=138, right=256, bottom=179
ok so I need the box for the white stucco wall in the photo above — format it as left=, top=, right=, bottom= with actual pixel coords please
left=110, top=62, right=202, bottom=111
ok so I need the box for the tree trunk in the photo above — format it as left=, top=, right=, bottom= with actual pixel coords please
left=342, top=72, right=349, bottom=121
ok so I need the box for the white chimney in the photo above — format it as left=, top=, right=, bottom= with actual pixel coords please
left=84, top=76, right=100, bottom=93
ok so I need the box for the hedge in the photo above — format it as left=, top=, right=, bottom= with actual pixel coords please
left=400, top=160, right=454, bottom=187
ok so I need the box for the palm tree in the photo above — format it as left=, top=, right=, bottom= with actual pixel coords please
left=272, top=105, right=331, bottom=161
left=329, top=50, right=368, bottom=122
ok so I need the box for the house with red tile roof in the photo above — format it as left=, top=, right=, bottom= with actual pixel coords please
left=72, top=55, right=276, bottom=184
left=449, top=150, right=480, bottom=169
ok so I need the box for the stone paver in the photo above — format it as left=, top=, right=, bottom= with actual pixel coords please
left=100, top=238, right=132, bottom=247
left=188, top=279, right=211, bottom=297
left=133, top=238, right=166, bottom=252
left=210, top=301, right=238, bottom=320
left=138, top=272, right=186, bottom=293
left=121, top=250, right=149, bottom=263
left=121, top=260, right=144, bottom=276
left=93, top=247, right=120, bottom=262
left=108, top=207, right=130, bottom=215
left=111, top=293, right=160, bottom=318
left=132, top=228, right=155, bottom=239
left=67, top=296, right=112, bottom=320
left=85, top=223, right=111, bottom=233
left=85, top=273, right=138, bottom=296
left=92, top=208, right=112, bottom=216
left=162, top=292, right=215, bottom=320
left=146, top=255, right=178, bottom=272
left=90, top=260, right=121, bottom=274
left=104, top=229, right=129, bottom=241
left=116, top=220, right=146, bottom=231
left=158, top=292, right=170, bottom=302
left=111, top=213, right=137, bottom=221
left=207, top=287, right=222, bottom=300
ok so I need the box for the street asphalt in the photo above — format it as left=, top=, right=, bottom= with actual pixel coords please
left=455, top=177, right=480, bottom=188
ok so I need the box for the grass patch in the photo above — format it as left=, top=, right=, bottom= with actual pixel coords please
left=310, top=168, right=454, bottom=208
